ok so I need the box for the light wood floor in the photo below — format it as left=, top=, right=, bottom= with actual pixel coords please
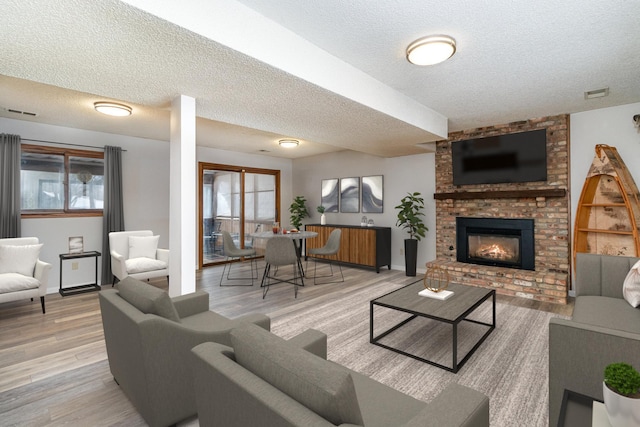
left=0, top=261, right=573, bottom=426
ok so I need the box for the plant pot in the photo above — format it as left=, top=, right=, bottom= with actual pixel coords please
left=404, top=239, right=418, bottom=277
left=604, top=381, right=640, bottom=427
left=320, top=213, right=326, bottom=225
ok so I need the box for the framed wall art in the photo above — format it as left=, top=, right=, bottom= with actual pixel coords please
left=340, top=177, right=360, bottom=213
left=362, top=175, right=383, bottom=213
left=321, top=178, right=339, bottom=213
left=68, top=236, right=84, bottom=254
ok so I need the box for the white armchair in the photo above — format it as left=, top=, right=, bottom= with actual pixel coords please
left=0, top=237, right=52, bottom=313
left=109, top=230, right=169, bottom=286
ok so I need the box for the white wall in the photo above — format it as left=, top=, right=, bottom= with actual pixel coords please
left=291, top=101, right=640, bottom=278
left=292, top=150, right=436, bottom=273
left=2, top=117, right=171, bottom=292
left=1, top=117, right=294, bottom=293
left=4, top=100, right=637, bottom=292
left=570, top=101, right=640, bottom=275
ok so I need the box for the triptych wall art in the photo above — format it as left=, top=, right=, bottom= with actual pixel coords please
left=321, top=175, right=383, bottom=214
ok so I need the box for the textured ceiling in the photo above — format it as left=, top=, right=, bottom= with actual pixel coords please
left=1, top=0, right=639, bottom=158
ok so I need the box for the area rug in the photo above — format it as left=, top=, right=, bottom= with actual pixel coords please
left=271, top=281, right=566, bottom=427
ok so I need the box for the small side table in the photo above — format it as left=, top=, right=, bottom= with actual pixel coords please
left=592, top=401, right=612, bottom=427
left=559, top=389, right=610, bottom=427
left=59, top=251, right=101, bottom=296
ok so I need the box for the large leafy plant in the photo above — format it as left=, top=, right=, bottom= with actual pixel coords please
left=395, top=192, right=428, bottom=241
left=605, top=362, right=640, bottom=397
left=289, top=195, right=309, bottom=230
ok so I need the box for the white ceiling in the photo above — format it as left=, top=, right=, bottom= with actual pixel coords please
left=1, top=0, right=638, bottom=159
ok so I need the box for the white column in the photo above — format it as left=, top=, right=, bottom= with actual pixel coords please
left=169, top=95, right=197, bottom=296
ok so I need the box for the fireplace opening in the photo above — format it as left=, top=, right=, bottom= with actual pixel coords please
left=456, top=217, right=534, bottom=270
left=469, top=233, right=520, bottom=263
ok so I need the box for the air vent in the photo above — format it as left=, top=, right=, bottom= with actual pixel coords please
left=4, top=107, right=38, bottom=117
left=258, top=149, right=270, bottom=152
left=584, top=87, right=609, bottom=100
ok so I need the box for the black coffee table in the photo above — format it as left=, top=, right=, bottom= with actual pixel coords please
left=370, top=281, right=495, bottom=373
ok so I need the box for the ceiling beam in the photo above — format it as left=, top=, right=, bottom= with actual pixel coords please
left=121, top=0, right=448, bottom=140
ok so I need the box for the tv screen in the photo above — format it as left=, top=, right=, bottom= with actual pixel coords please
left=452, top=129, right=547, bottom=185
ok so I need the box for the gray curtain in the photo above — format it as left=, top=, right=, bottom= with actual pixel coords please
left=101, top=145, right=125, bottom=285
left=0, top=134, right=22, bottom=238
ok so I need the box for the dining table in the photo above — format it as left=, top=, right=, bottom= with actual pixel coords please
left=251, top=230, right=318, bottom=284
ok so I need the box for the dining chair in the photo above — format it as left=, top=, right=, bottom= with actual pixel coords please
left=210, top=221, right=222, bottom=255
left=307, top=229, right=344, bottom=285
left=261, top=237, right=303, bottom=298
left=244, top=224, right=261, bottom=249
left=220, top=231, right=258, bottom=286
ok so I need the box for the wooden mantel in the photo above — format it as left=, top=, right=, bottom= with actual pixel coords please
left=433, top=189, right=566, bottom=200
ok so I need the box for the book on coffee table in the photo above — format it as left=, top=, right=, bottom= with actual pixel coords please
left=418, top=288, right=454, bottom=300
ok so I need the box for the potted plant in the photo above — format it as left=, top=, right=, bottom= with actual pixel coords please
left=317, top=205, right=326, bottom=225
left=395, top=192, right=428, bottom=276
left=603, top=362, right=640, bottom=427
left=289, top=196, right=309, bottom=230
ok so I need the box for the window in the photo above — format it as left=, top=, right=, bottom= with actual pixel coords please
left=21, top=144, right=104, bottom=217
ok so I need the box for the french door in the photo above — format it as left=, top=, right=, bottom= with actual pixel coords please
left=198, top=163, right=280, bottom=268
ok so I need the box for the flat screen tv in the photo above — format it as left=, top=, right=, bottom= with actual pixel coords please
left=452, top=129, right=547, bottom=185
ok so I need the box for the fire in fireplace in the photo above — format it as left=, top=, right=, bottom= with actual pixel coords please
left=456, top=217, right=535, bottom=270
left=469, top=234, right=519, bottom=262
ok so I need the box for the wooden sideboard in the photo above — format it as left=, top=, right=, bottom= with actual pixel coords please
left=305, top=224, right=391, bottom=273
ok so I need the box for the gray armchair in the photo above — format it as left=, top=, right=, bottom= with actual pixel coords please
left=98, top=277, right=270, bottom=427
left=191, top=323, right=489, bottom=427
left=549, top=253, right=640, bottom=426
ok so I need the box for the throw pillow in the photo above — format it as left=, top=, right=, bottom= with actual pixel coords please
left=231, top=324, right=363, bottom=426
left=0, top=244, right=43, bottom=277
left=117, top=277, right=180, bottom=322
left=128, top=235, right=159, bottom=259
left=623, top=260, right=640, bottom=308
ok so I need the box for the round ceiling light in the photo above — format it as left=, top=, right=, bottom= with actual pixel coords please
left=279, top=139, right=299, bottom=148
left=94, top=102, right=132, bottom=117
left=406, top=35, right=456, bottom=66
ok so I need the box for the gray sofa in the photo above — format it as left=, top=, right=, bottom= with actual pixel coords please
left=191, top=323, right=490, bottom=427
left=98, top=277, right=270, bottom=427
left=549, top=253, right=640, bottom=426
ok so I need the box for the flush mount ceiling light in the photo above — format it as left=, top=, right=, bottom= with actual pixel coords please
left=406, top=35, right=456, bottom=66
left=94, top=102, right=132, bottom=117
left=278, top=139, right=299, bottom=148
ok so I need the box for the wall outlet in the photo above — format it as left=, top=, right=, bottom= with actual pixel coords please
left=400, top=248, right=404, bottom=255
left=72, top=262, right=79, bottom=270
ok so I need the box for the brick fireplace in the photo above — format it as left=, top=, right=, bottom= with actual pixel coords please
left=428, top=114, right=570, bottom=304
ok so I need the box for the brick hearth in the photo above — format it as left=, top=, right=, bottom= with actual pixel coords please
left=429, top=114, right=570, bottom=304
